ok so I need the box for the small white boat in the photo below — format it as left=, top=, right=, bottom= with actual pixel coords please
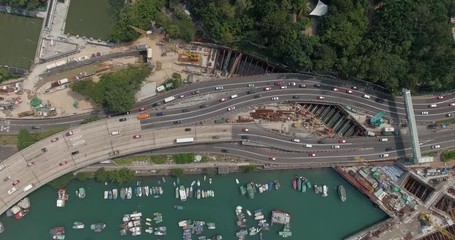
left=209, top=178, right=212, bottom=184
left=191, top=181, right=196, bottom=186
left=197, top=180, right=201, bottom=186
left=236, top=179, right=239, bottom=184
left=103, top=191, right=108, bottom=199
left=144, top=186, right=149, bottom=197
left=204, top=175, right=207, bottom=181
left=246, top=210, right=252, bottom=216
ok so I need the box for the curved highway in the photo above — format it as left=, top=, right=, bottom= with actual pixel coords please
left=1, top=73, right=455, bottom=215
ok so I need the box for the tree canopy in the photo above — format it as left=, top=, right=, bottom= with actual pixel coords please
left=71, top=65, right=150, bottom=113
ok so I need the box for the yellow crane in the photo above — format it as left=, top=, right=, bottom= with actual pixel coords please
left=420, top=213, right=455, bottom=240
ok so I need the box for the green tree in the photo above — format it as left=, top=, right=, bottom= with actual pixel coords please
left=48, top=173, right=74, bottom=189
left=75, top=172, right=92, bottom=181
left=170, top=168, right=184, bottom=178
left=17, top=129, right=36, bottom=150
left=95, top=168, right=110, bottom=182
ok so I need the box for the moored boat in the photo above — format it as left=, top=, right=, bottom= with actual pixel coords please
left=179, top=186, right=187, bottom=202
left=274, top=180, right=280, bottom=190
left=292, top=179, right=297, bottom=190
left=120, top=188, right=126, bottom=200
left=56, top=189, right=68, bottom=207
left=108, top=190, right=113, bottom=199
left=112, top=189, right=118, bottom=200
left=127, top=187, right=132, bottom=199
left=240, top=186, right=246, bottom=195
left=235, top=178, right=239, bottom=184
left=175, top=187, right=179, bottom=199
left=144, top=186, right=149, bottom=197
left=90, top=223, right=106, bottom=232
left=174, top=205, right=183, bottom=210
left=196, top=189, right=201, bottom=199
left=297, top=178, right=302, bottom=191
left=338, top=185, right=346, bottom=202
left=77, top=188, right=86, bottom=199
left=103, top=191, right=108, bottom=200
left=49, top=227, right=65, bottom=239
left=322, top=185, right=328, bottom=197
left=72, top=222, right=85, bottom=229
left=246, top=183, right=254, bottom=199
left=306, top=179, right=312, bottom=189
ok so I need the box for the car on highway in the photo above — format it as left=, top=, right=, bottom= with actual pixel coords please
left=200, top=104, right=209, bottom=109
left=437, top=96, right=444, bottom=99
left=51, top=137, right=59, bottom=143
left=59, top=161, right=68, bottom=166
left=314, top=83, right=321, bottom=87
left=65, top=131, right=74, bottom=137
left=179, top=94, right=185, bottom=98
left=191, top=90, right=200, bottom=95
left=288, top=82, right=296, bottom=86
left=241, top=136, right=249, bottom=139
left=274, top=81, right=285, bottom=86
left=346, top=90, right=353, bottom=94
left=385, top=148, right=395, bottom=151
left=247, top=83, right=255, bottom=87
left=254, top=94, right=262, bottom=98
left=133, top=134, right=141, bottom=139
left=109, top=150, right=120, bottom=156
left=317, top=96, right=325, bottom=100
left=331, top=145, right=340, bottom=149
left=173, top=120, right=183, bottom=124
left=212, top=136, right=220, bottom=139
left=271, top=97, right=279, bottom=100
left=376, top=98, right=385, bottom=103
left=138, top=107, right=146, bottom=112
left=269, top=157, right=276, bottom=161
left=215, top=86, right=224, bottom=90
left=339, top=139, right=346, bottom=143
left=280, top=86, right=287, bottom=89
left=332, top=87, right=339, bottom=92
left=12, top=180, right=20, bottom=186
left=351, top=86, right=358, bottom=90
left=247, top=90, right=255, bottom=94
left=292, top=95, right=300, bottom=99
left=221, top=149, right=228, bottom=153
left=380, top=138, right=388, bottom=142
left=299, top=84, right=307, bottom=88
left=309, top=153, right=316, bottom=157
left=450, top=103, right=455, bottom=106
left=182, top=109, right=190, bottom=113
left=447, top=113, right=453, bottom=117
left=242, top=128, right=249, bottom=132
left=71, top=151, right=79, bottom=155
left=263, top=87, right=271, bottom=91
left=431, top=145, right=441, bottom=149
left=220, top=98, right=227, bottom=102
left=185, top=128, right=191, bottom=132
left=380, top=153, right=389, bottom=158
left=31, top=126, right=41, bottom=129
left=156, top=112, right=165, bottom=116
left=421, top=111, right=429, bottom=115
left=119, top=118, right=127, bottom=122
left=227, top=106, right=236, bottom=111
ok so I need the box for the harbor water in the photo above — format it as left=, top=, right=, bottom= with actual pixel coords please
left=0, top=168, right=387, bottom=239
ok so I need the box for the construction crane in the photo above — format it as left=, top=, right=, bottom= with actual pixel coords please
left=369, top=112, right=385, bottom=127
left=420, top=213, right=455, bottom=240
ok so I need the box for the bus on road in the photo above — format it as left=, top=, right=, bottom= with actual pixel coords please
left=175, top=138, right=194, bottom=144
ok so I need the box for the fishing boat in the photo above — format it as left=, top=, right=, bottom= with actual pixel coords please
left=174, top=205, right=183, bottom=210
left=112, top=189, right=118, bottom=200
left=90, top=223, right=106, bottom=232
left=120, top=188, right=126, bottom=200
left=292, top=179, right=297, bottom=190
left=72, top=222, right=84, bottom=229
left=179, top=186, right=187, bottom=202
left=274, top=180, right=280, bottom=190
left=77, top=188, right=86, bottom=199
left=322, top=185, right=328, bottom=197
left=338, top=185, right=346, bottom=202
left=56, top=189, right=68, bottom=207
left=49, top=227, right=65, bottom=240
left=126, top=187, right=132, bottom=199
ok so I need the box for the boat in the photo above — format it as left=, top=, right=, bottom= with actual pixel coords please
left=274, top=180, right=280, bottom=190
left=235, top=178, right=239, bottom=184
left=120, top=188, right=126, bottom=200
left=196, top=189, right=201, bottom=199
left=246, top=210, right=252, bottom=216
left=338, top=185, right=347, bottom=202
left=179, top=186, right=187, bottom=202
left=292, top=179, right=297, bottom=190
left=174, top=205, right=183, bottom=210
left=72, top=222, right=85, bottom=229
left=90, top=223, right=106, bottom=232
left=207, top=222, right=216, bottom=230
left=103, top=191, right=108, bottom=200
left=0, top=221, right=3, bottom=233
left=108, top=190, right=113, bottom=199
left=161, top=176, right=166, bottom=183
left=49, top=227, right=65, bottom=240
left=278, top=225, right=292, bottom=238
left=56, top=189, right=68, bottom=207
left=322, top=185, right=328, bottom=197
left=127, top=187, right=132, bottom=199
left=211, top=235, right=223, bottom=240
left=191, top=180, right=196, bottom=186
left=297, top=178, right=302, bottom=191
left=189, top=186, right=193, bottom=198
left=249, top=227, right=259, bottom=235
left=176, top=177, right=180, bottom=185
left=144, top=186, right=149, bottom=197
left=77, top=188, right=86, bottom=199
left=197, top=180, right=201, bottom=186
left=209, top=178, right=212, bottom=184
left=136, top=187, right=142, bottom=197
left=246, top=183, right=254, bottom=199
left=301, top=184, right=307, bottom=192
left=240, top=186, right=246, bottom=195
left=112, top=189, right=118, bottom=200
left=204, top=175, right=207, bottom=181
left=306, top=179, right=312, bottom=189
left=175, top=187, right=179, bottom=199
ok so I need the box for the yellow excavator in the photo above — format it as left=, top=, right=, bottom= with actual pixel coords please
left=420, top=213, right=455, bottom=240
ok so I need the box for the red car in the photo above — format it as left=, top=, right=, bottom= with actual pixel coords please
left=133, top=134, right=141, bottom=139
left=138, top=107, right=146, bottom=112
left=12, top=180, right=20, bottom=186
left=59, top=161, right=68, bottom=166
left=51, top=137, right=59, bottom=143
left=219, top=98, right=227, bottom=102
left=263, top=87, right=271, bottom=91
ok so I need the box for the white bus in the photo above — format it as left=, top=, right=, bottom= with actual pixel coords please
left=164, top=96, right=176, bottom=103
left=175, top=138, right=194, bottom=144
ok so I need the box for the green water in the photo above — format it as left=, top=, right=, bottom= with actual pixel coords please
left=0, top=13, right=42, bottom=69
left=65, top=0, right=124, bottom=40
left=0, top=169, right=387, bottom=240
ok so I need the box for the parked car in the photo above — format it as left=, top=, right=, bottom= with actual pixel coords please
left=431, top=145, right=441, bottom=149
left=317, top=96, right=325, bottom=100
left=309, top=153, right=316, bottom=157
left=51, top=137, right=59, bottom=143
left=138, top=107, right=146, bottom=112
left=227, top=107, right=236, bottom=111
left=71, top=151, right=79, bottom=155
left=65, top=131, right=73, bottom=137
left=191, top=90, right=200, bottom=95
left=263, top=87, right=271, bottom=91
left=173, top=120, right=183, bottom=124
left=220, top=98, right=227, bottom=102
left=242, top=128, right=249, bottom=132
left=133, top=135, right=141, bottom=139
left=269, top=157, right=276, bottom=161
left=332, top=88, right=339, bottom=92
left=119, top=118, right=127, bottom=122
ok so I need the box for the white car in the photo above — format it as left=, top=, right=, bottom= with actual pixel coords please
left=431, top=145, right=441, bottom=149
left=380, top=153, right=389, bottom=158
left=215, top=86, right=224, bottom=90
left=346, top=90, right=353, bottom=94
left=242, top=128, right=249, bottom=132
left=421, top=111, right=429, bottom=115
left=309, top=153, right=316, bottom=157
left=437, top=96, right=444, bottom=99
left=263, top=87, right=271, bottom=91
left=288, top=82, right=296, bottom=86
left=331, top=145, right=340, bottom=149
left=280, top=86, right=287, bottom=89
left=317, top=96, right=325, bottom=100
left=339, top=139, right=346, bottom=143
left=271, top=97, right=279, bottom=100
left=332, top=88, right=339, bottom=92
left=227, top=107, right=236, bottom=111
left=450, top=103, right=455, bottom=106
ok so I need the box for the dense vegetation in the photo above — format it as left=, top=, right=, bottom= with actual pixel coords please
left=94, top=167, right=136, bottom=184
left=1, top=0, right=47, bottom=10
left=173, top=153, right=195, bottom=164
left=112, top=0, right=195, bottom=42
left=48, top=173, right=74, bottom=189
left=111, top=0, right=455, bottom=92
left=71, top=65, right=150, bottom=113
left=17, top=128, right=63, bottom=150
left=0, top=68, right=17, bottom=83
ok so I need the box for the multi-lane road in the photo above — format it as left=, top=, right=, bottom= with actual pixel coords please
left=1, top=73, right=455, bottom=215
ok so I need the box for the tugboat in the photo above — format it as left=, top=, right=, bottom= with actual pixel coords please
left=90, top=223, right=106, bottom=232
left=338, top=185, right=347, bottom=202
left=72, top=222, right=85, bottom=229
left=49, top=227, right=65, bottom=239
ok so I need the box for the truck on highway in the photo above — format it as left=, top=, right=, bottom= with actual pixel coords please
left=164, top=96, right=175, bottom=103
left=175, top=138, right=194, bottom=144
left=137, top=113, right=150, bottom=120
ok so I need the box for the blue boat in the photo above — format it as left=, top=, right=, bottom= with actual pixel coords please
left=268, top=182, right=273, bottom=190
